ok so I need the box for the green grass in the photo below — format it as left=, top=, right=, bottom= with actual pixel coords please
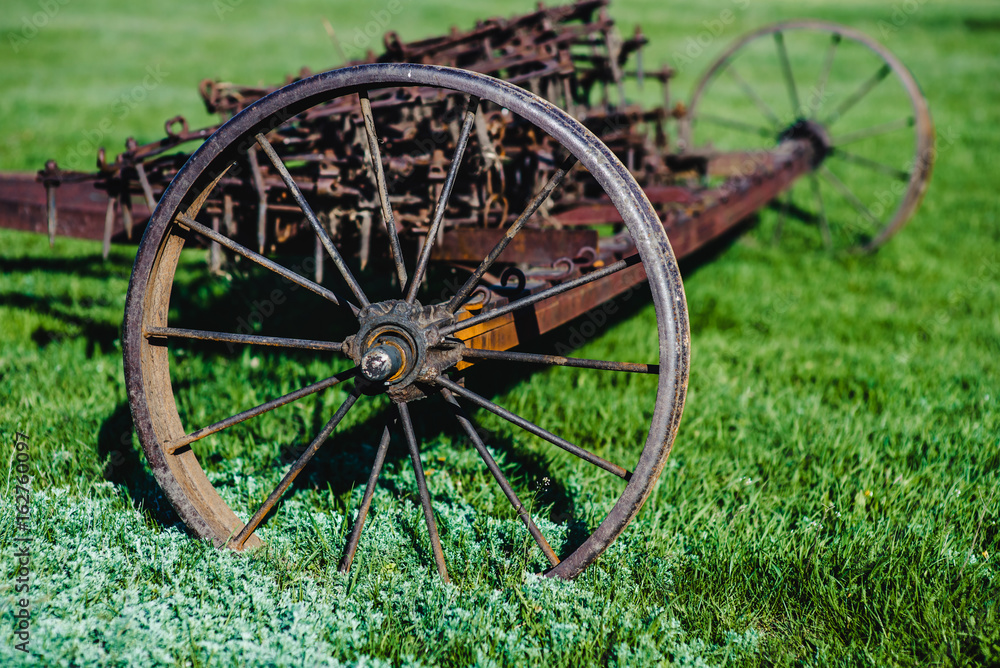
left=2, top=0, right=999, bottom=666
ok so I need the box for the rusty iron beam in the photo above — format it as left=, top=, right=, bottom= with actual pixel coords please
left=0, top=172, right=148, bottom=244
left=431, top=227, right=598, bottom=265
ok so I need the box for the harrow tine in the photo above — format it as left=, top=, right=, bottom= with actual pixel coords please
left=102, top=195, right=115, bottom=260
left=45, top=185, right=57, bottom=248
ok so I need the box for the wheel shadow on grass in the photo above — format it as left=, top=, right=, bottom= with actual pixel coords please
left=97, top=402, right=183, bottom=529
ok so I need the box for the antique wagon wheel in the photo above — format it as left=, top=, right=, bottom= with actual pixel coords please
left=123, top=64, right=689, bottom=580
left=680, top=21, right=934, bottom=252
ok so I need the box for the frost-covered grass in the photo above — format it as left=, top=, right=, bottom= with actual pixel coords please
left=0, top=488, right=757, bottom=667
left=2, top=0, right=1000, bottom=666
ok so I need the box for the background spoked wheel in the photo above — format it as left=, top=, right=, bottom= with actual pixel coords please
left=679, top=20, right=934, bottom=252
left=123, top=64, right=689, bottom=581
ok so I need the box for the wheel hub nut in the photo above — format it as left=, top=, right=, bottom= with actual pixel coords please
left=361, top=344, right=404, bottom=381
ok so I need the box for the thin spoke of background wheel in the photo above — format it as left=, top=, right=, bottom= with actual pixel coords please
left=254, top=133, right=370, bottom=307
left=822, top=64, right=891, bottom=128
left=818, top=165, right=882, bottom=231
left=434, top=376, right=631, bottom=481
left=406, top=95, right=480, bottom=304
left=460, top=347, right=658, bottom=374
left=397, top=402, right=450, bottom=582
left=808, top=174, right=832, bottom=249
left=440, top=388, right=560, bottom=568
left=359, top=90, right=408, bottom=287
left=774, top=31, right=801, bottom=116
left=145, top=326, right=344, bottom=352
left=695, top=113, right=773, bottom=138
left=339, top=415, right=395, bottom=573
left=445, top=153, right=579, bottom=314
left=725, top=65, right=782, bottom=127
left=439, top=254, right=641, bottom=338
left=833, top=117, right=913, bottom=146
left=810, top=33, right=841, bottom=120
left=163, top=369, right=357, bottom=454
left=230, top=389, right=360, bottom=549
left=175, top=213, right=355, bottom=312
left=831, top=147, right=910, bottom=181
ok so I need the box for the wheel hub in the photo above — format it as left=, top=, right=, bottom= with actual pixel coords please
left=343, top=299, right=461, bottom=398
left=778, top=118, right=831, bottom=168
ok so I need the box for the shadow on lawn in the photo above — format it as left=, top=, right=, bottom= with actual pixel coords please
left=97, top=402, right=183, bottom=528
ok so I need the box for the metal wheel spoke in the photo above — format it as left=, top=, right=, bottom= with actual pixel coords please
left=823, top=64, right=891, bottom=128
left=254, top=133, right=370, bottom=307
left=434, top=376, right=631, bottom=480
left=810, top=33, right=841, bottom=120
left=695, top=113, right=773, bottom=138
left=833, top=117, right=913, bottom=146
left=231, top=388, right=361, bottom=549
left=164, top=369, right=357, bottom=454
left=461, top=347, right=657, bottom=374
left=338, top=415, right=395, bottom=573
left=725, top=64, right=782, bottom=127
left=831, top=147, right=910, bottom=181
left=398, top=402, right=450, bottom=581
left=175, top=213, right=356, bottom=313
left=774, top=31, right=801, bottom=116
left=445, top=153, right=579, bottom=314
left=145, top=326, right=344, bottom=352
left=359, top=90, right=408, bottom=287
left=406, top=95, right=481, bottom=304
left=439, top=253, right=641, bottom=338
left=440, top=388, right=559, bottom=568
left=818, top=164, right=882, bottom=230
left=808, top=174, right=832, bottom=249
